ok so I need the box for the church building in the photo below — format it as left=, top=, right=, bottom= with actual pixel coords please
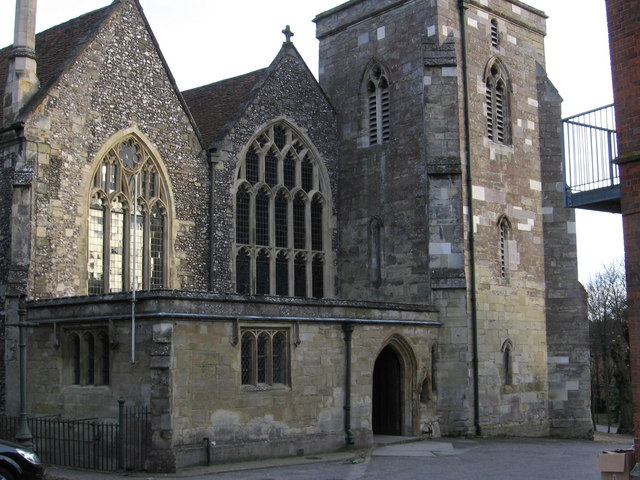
left=0, top=0, right=591, bottom=472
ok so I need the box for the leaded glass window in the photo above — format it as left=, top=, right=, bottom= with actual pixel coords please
left=276, top=252, right=289, bottom=296
left=275, top=192, right=289, bottom=248
left=233, top=122, right=332, bottom=298
left=236, top=249, right=250, bottom=295
left=256, top=250, right=270, bottom=295
left=294, top=253, right=306, bottom=297
left=87, top=135, right=169, bottom=293
left=293, top=195, right=306, bottom=250
left=312, top=255, right=324, bottom=299
left=66, top=329, right=110, bottom=386
left=236, top=187, right=250, bottom=244
left=311, top=196, right=323, bottom=252
left=240, top=328, right=289, bottom=387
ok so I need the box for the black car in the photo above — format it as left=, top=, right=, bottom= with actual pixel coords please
left=0, top=439, right=45, bottom=480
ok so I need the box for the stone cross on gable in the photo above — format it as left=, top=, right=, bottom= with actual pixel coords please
left=282, top=25, right=294, bottom=44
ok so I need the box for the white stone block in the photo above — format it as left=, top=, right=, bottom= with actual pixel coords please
left=472, top=185, right=485, bottom=201
left=377, top=26, right=386, bottom=40
left=442, top=66, right=457, bottom=77
left=430, top=242, right=452, bottom=254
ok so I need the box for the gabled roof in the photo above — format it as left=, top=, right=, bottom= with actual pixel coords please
left=0, top=4, right=117, bottom=123
left=182, top=68, right=268, bottom=148
left=182, top=43, right=334, bottom=149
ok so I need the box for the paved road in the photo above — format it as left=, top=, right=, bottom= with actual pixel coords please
left=47, top=434, right=632, bottom=480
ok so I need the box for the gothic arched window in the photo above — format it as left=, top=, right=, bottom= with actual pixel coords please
left=485, top=59, right=511, bottom=145
left=233, top=122, right=333, bottom=298
left=365, top=62, right=391, bottom=145
left=87, top=136, right=170, bottom=294
left=502, top=339, right=514, bottom=386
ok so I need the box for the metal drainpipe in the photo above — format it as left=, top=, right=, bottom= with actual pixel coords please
left=342, top=323, right=354, bottom=444
left=458, top=0, right=481, bottom=436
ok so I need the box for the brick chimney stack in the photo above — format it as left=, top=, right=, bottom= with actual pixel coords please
left=3, top=0, right=39, bottom=124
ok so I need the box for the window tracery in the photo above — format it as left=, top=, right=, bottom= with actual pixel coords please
left=88, top=135, right=169, bottom=294
left=233, top=122, right=332, bottom=298
left=241, top=328, right=289, bottom=388
left=365, top=62, right=390, bottom=145
left=485, top=59, right=511, bottom=144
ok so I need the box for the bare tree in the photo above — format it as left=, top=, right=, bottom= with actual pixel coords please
left=587, top=261, right=630, bottom=434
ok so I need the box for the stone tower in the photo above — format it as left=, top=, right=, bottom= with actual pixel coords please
left=316, top=0, right=591, bottom=437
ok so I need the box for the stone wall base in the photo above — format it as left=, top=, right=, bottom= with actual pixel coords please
left=480, top=420, right=550, bottom=438
left=174, top=432, right=353, bottom=469
left=548, top=418, right=594, bottom=439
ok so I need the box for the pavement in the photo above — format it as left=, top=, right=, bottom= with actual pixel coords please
left=44, top=431, right=633, bottom=480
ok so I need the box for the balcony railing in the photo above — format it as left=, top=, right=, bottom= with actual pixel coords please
left=562, top=104, right=620, bottom=212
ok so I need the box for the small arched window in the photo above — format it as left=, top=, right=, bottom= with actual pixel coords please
left=485, top=59, right=511, bottom=144
left=233, top=122, right=333, bottom=298
left=87, top=135, right=170, bottom=294
left=498, top=216, right=512, bottom=282
left=369, top=217, right=383, bottom=284
left=502, top=339, right=514, bottom=386
left=364, top=62, right=391, bottom=146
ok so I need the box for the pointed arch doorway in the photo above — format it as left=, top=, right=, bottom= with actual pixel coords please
left=372, top=345, right=402, bottom=435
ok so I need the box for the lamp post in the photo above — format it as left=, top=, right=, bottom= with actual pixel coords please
left=15, top=294, right=33, bottom=450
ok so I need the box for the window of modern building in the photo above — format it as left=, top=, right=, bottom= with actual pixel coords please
left=233, top=122, right=332, bottom=298
left=88, top=136, right=169, bottom=294
left=241, top=328, right=289, bottom=387
left=365, top=62, right=390, bottom=145
left=485, top=58, right=511, bottom=145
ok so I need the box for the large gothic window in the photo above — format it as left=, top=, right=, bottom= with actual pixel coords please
left=233, top=122, right=332, bottom=298
left=88, top=136, right=169, bottom=294
left=485, top=58, right=511, bottom=145
left=365, top=62, right=390, bottom=145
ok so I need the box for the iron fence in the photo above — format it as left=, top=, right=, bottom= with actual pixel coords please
left=0, top=404, right=150, bottom=472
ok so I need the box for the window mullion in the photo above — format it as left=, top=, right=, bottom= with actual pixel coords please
left=103, top=203, right=112, bottom=293
left=143, top=207, right=151, bottom=290
left=123, top=202, right=132, bottom=292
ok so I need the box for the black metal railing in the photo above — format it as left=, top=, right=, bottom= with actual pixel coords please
left=0, top=403, right=150, bottom=472
left=562, top=104, right=620, bottom=211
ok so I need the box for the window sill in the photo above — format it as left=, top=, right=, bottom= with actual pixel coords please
left=241, top=383, right=290, bottom=393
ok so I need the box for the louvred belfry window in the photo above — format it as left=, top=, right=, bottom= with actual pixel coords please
left=485, top=59, right=511, bottom=145
left=366, top=63, right=390, bottom=145
left=233, top=122, right=333, bottom=297
left=87, top=135, right=169, bottom=294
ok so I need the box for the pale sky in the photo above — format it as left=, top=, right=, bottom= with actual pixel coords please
left=0, top=0, right=622, bottom=284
